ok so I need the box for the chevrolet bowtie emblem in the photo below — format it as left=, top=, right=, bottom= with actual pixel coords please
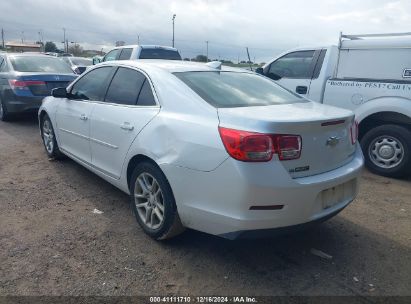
left=326, top=136, right=340, bottom=147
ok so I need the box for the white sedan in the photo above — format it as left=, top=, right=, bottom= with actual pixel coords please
left=38, top=60, right=364, bottom=240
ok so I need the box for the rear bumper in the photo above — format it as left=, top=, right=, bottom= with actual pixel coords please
left=220, top=207, right=346, bottom=239
left=4, top=96, right=44, bottom=113
left=161, top=145, right=364, bottom=238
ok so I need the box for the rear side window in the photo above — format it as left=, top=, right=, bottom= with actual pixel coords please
left=105, top=67, right=146, bottom=105
left=268, top=51, right=316, bottom=79
left=118, top=48, right=133, bottom=60
left=70, top=67, right=113, bottom=101
left=175, top=71, right=303, bottom=108
left=103, top=49, right=120, bottom=62
left=137, top=80, right=156, bottom=106
left=139, top=48, right=181, bottom=60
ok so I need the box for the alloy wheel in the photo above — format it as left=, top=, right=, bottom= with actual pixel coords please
left=134, top=172, right=165, bottom=230
left=42, top=119, right=55, bottom=154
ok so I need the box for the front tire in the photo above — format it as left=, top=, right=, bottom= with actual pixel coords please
left=130, top=162, right=185, bottom=240
left=361, top=124, right=411, bottom=178
left=41, top=115, right=64, bottom=159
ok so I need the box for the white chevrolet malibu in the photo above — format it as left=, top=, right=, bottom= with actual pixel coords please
left=39, top=60, right=363, bottom=240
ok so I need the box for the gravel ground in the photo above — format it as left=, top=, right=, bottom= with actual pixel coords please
left=0, top=115, right=410, bottom=297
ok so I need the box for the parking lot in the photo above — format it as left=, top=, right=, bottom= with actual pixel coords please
left=0, top=115, right=410, bottom=297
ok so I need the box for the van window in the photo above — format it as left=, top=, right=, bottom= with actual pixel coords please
left=268, top=51, right=315, bottom=79
left=118, top=48, right=133, bottom=60
left=103, top=49, right=120, bottom=62
left=139, top=48, right=181, bottom=60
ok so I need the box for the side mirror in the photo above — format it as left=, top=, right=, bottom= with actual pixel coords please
left=267, top=72, right=282, bottom=81
left=255, top=67, right=264, bottom=75
left=52, top=87, right=68, bottom=98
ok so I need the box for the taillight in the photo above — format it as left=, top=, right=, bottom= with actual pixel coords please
left=9, top=79, right=46, bottom=90
left=218, top=127, right=302, bottom=162
left=272, top=135, right=302, bottom=160
left=218, top=128, right=273, bottom=162
left=350, top=119, right=359, bottom=145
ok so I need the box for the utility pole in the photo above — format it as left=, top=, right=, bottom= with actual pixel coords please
left=21, top=31, right=24, bottom=44
left=206, top=40, right=209, bottom=62
left=62, top=28, right=67, bottom=52
left=172, top=14, right=176, bottom=47
left=38, top=30, right=44, bottom=52
left=137, top=34, right=140, bottom=45
left=1, top=28, right=4, bottom=50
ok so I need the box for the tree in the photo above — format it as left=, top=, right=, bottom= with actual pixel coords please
left=68, top=44, right=84, bottom=56
left=193, top=54, right=207, bottom=62
left=44, top=41, right=58, bottom=53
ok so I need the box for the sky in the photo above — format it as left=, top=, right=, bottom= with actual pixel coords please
left=1, top=0, right=410, bottom=62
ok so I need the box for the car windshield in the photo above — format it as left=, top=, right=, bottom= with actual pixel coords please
left=71, top=58, right=92, bottom=66
left=139, top=48, right=181, bottom=60
left=174, top=71, right=304, bottom=108
left=10, top=56, right=74, bottom=73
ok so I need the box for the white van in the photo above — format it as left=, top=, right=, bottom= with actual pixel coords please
left=258, top=32, right=411, bottom=178
left=102, top=45, right=182, bottom=62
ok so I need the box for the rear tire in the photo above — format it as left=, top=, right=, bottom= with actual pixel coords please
left=0, top=98, right=11, bottom=122
left=130, top=161, right=185, bottom=240
left=360, top=124, right=411, bottom=178
left=41, top=114, right=64, bottom=160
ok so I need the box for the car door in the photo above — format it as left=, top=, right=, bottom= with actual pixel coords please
left=55, top=66, right=114, bottom=164
left=265, top=50, right=320, bottom=97
left=89, top=67, right=160, bottom=179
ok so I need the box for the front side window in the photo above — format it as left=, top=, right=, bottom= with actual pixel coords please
left=174, top=71, right=304, bottom=108
left=118, top=48, right=133, bottom=60
left=103, top=49, right=120, bottom=62
left=70, top=67, right=113, bottom=101
left=105, top=67, right=146, bottom=105
left=10, top=56, right=74, bottom=73
left=268, top=51, right=315, bottom=79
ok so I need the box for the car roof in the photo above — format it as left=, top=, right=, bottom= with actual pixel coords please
left=112, top=45, right=179, bottom=51
left=4, top=53, right=60, bottom=58
left=98, top=59, right=249, bottom=73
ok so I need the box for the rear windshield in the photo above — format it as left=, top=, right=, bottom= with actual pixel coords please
left=71, top=58, right=92, bottom=66
left=10, top=56, right=74, bottom=73
left=174, top=71, right=304, bottom=108
left=139, top=48, right=181, bottom=60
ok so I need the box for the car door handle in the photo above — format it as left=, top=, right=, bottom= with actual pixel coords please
left=296, top=86, right=308, bottom=94
left=80, top=114, right=88, bottom=121
left=120, top=123, right=134, bottom=131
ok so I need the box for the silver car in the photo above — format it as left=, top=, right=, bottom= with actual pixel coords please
left=38, top=60, right=363, bottom=240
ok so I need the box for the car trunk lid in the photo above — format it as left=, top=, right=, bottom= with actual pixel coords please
left=217, top=101, right=357, bottom=178
left=16, top=73, right=77, bottom=96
